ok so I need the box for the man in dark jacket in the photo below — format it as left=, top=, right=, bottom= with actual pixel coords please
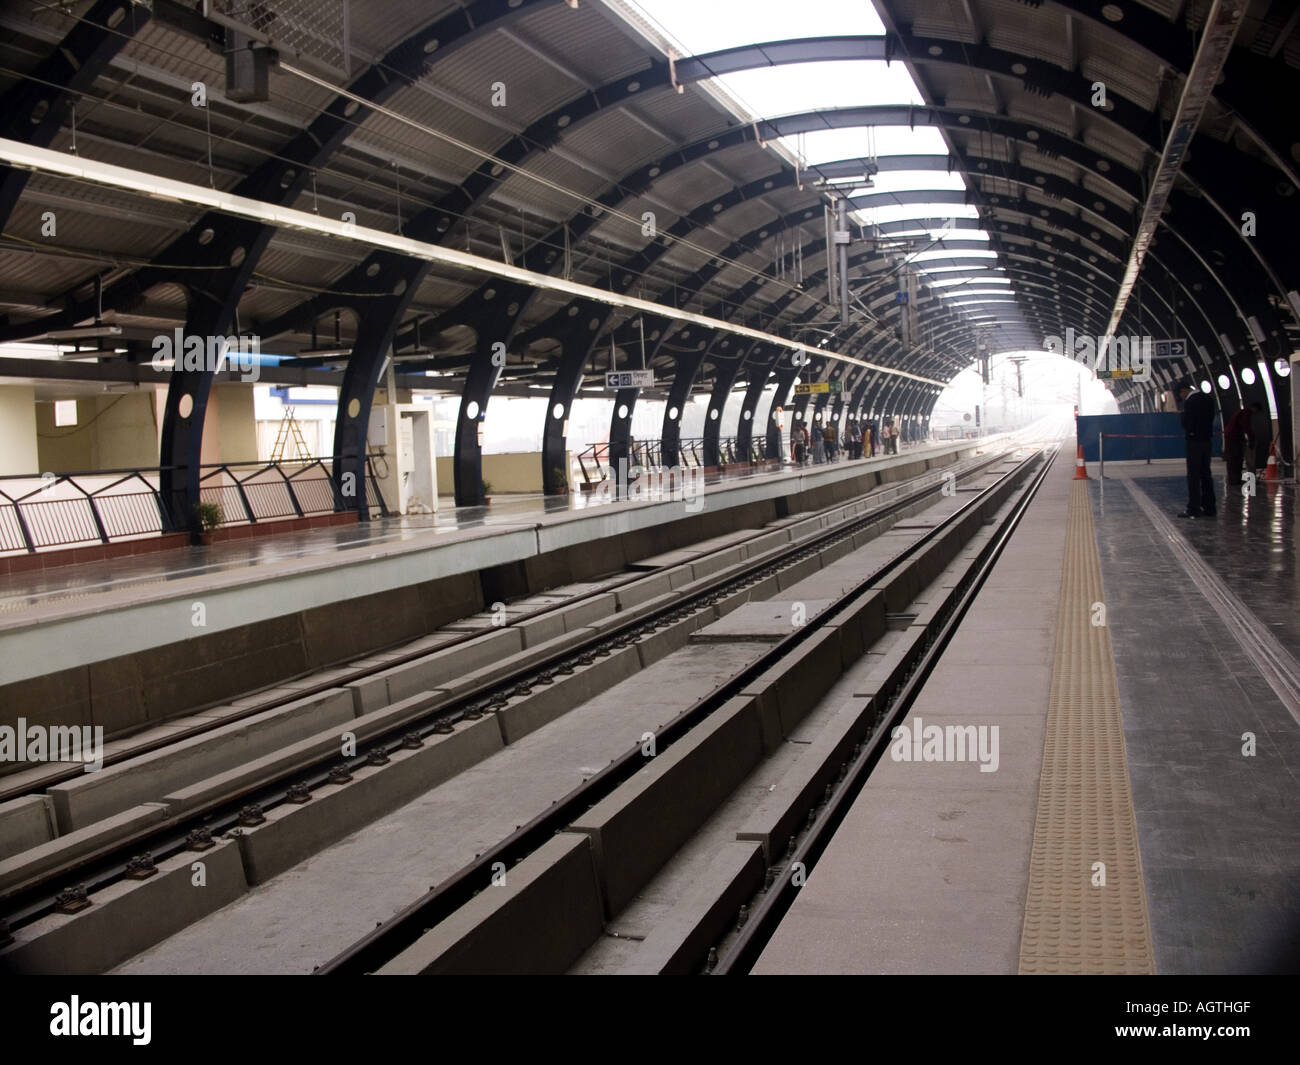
left=1178, top=383, right=1217, bottom=518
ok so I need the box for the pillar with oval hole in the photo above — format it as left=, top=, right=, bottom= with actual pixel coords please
left=451, top=286, right=525, bottom=506
left=702, top=339, right=747, bottom=468
left=158, top=216, right=272, bottom=534
left=330, top=273, right=417, bottom=518
left=765, top=360, right=801, bottom=461
left=659, top=332, right=708, bottom=472
left=734, top=348, right=778, bottom=463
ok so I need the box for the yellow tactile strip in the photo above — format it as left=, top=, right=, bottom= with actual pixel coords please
left=1018, top=479, right=1155, bottom=974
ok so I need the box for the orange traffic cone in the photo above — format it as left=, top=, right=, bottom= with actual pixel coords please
left=1264, top=441, right=1280, bottom=481
left=1073, top=442, right=1090, bottom=480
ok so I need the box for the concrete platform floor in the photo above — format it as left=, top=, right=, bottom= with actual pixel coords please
left=1094, top=474, right=1300, bottom=973
left=756, top=454, right=1300, bottom=974
left=754, top=447, right=1074, bottom=974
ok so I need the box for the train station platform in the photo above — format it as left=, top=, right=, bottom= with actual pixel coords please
left=0, top=440, right=989, bottom=750
left=756, top=456, right=1300, bottom=975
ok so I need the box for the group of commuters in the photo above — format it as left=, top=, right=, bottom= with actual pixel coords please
left=1177, top=382, right=1275, bottom=519
left=1222, top=400, right=1274, bottom=486
left=790, top=417, right=903, bottom=466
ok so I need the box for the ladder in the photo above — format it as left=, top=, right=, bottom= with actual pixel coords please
left=270, top=406, right=311, bottom=462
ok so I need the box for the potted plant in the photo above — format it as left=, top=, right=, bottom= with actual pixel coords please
left=481, top=480, right=493, bottom=505
left=193, top=501, right=223, bottom=545
left=551, top=467, right=569, bottom=496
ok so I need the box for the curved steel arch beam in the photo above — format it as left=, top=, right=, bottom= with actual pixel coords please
left=4, top=0, right=549, bottom=343
left=0, top=0, right=152, bottom=230
left=1035, top=0, right=1300, bottom=190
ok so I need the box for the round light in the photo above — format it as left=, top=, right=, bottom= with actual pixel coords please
left=742, top=409, right=752, bottom=420
left=552, top=403, right=565, bottom=420
left=1217, top=375, right=1230, bottom=390
left=709, top=408, right=719, bottom=420
left=466, top=401, right=480, bottom=419
left=668, top=406, right=679, bottom=421
left=1275, top=359, right=1292, bottom=377
left=1240, top=367, right=1256, bottom=385
left=1200, top=380, right=1212, bottom=394
left=177, top=393, right=193, bottom=419
left=617, top=403, right=629, bottom=419
left=347, top=398, right=361, bottom=418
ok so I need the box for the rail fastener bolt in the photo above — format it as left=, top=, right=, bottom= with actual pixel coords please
left=53, top=886, right=91, bottom=915
left=124, top=853, right=157, bottom=880
left=186, top=827, right=215, bottom=851
left=285, top=782, right=313, bottom=804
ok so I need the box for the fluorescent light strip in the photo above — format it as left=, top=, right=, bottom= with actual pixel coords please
left=1103, top=0, right=1243, bottom=340
left=0, top=138, right=946, bottom=386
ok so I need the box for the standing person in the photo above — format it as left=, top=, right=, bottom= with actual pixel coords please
left=1249, top=400, right=1272, bottom=476
left=792, top=421, right=807, bottom=466
left=1177, top=383, right=1217, bottom=518
left=850, top=422, right=862, bottom=459
left=1222, top=403, right=1252, bottom=486
left=812, top=421, right=826, bottom=465
left=824, top=422, right=837, bottom=462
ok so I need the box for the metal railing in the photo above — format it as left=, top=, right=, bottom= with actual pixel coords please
left=575, top=437, right=771, bottom=487
left=0, top=456, right=387, bottom=554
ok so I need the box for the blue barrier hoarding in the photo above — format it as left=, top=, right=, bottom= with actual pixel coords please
left=1076, top=412, right=1221, bottom=462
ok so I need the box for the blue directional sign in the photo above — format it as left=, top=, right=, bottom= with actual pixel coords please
left=1152, top=338, right=1187, bottom=360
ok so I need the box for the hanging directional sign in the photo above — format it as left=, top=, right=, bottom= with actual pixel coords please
left=794, top=380, right=843, bottom=395
left=1152, top=338, right=1187, bottom=359
left=606, top=370, right=654, bottom=389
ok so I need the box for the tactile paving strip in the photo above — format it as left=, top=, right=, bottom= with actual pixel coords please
left=1018, top=479, right=1155, bottom=974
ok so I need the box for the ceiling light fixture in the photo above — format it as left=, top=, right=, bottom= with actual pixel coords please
left=0, top=137, right=946, bottom=387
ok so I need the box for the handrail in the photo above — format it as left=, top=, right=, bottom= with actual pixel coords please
left=0, top=455, right=386, bottom=554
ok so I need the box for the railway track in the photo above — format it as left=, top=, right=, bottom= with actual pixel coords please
left=315, top=442, right=1056, bottom=975
left=0, top=444, right=1006, bottom=808
left=0, top=441, right=1028, bottom=970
